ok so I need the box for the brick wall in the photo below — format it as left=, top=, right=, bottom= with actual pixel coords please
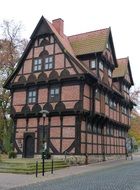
left=38, top=88, right=48, bottom=103
left=13, top=91, right=26, bottom=105
left=61, top=85, right=80, bottom=101
left=55, top=54, right=64, bottom=69
left=23, top=60, right=32, bottom=74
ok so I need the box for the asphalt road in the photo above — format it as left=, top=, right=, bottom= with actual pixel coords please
left=10, top=157, right=140, bottom=190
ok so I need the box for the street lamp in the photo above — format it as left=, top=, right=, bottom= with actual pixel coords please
left=40, top=109, right=49, bottom=176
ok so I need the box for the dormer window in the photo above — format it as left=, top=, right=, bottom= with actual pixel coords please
left=45, top=56, right=53, bottom=70
left=106, top=43, right=109, bottom=49
left=90, top=59, right=96, bottom=69
left=99, top=60, right=103, bottom=70
left=108, top=69, right=112, bottom=77
left=106, top=42, right=111, bottom=50
left=33, top=58, right=42, bottom=71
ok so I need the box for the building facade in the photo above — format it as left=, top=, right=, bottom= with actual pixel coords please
left=4, top=16, right=134, bottom=160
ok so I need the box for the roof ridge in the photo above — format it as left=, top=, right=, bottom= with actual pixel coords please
left=68, top=27, right=110, bottom=38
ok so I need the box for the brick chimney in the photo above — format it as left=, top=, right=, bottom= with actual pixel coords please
left=52, top=18, right=64, bottom=37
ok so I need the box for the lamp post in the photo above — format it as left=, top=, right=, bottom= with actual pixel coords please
left=40, top=109, right=49, bottom=176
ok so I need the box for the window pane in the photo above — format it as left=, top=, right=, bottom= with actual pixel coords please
left=45, top=56, right=53, bottom=70
left=91, top=60, right=96, bottom=69
left=51, top=89, right=55, bottom=94
left=50, top=87, right=59, bottom=102
left=28, top=98, right=32, bottom=103
left=34, top=66, right=38, bottom=71
left=29, top=91, right=32, bottom=97
left=45, top=64, right=49, bottom=70
left=49, top=63, right=53, bottom=69
left=34, top=60, right=38, bottom=65
left=108, top=69, right=112, bottom=77
left=34, top=59, right=41, bottom=71
left=28, top=89, right=36, bottom=103
left=33, top=91, right=36, bottom=96
left=49, top=56, right=53, bottom=62
left=39, top=59, right=41, bottom=64
left=38, top=65, right=41, bottom=70
left=99, top=61, right=103, bottom=70
left=55, top=88, right=59, bottom=94
left=45, top=58, right=49, bottom=63
left=32, top=97, right=36, bottom=102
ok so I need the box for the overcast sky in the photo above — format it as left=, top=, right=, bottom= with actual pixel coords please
left=0, top=0, right=139, bottom=88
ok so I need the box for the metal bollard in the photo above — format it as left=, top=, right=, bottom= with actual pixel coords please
left=36, top=161, right=38, bottom=178
left=42, top=156, right=45, bottom=176
left=51, top=159, right=54, bottom=174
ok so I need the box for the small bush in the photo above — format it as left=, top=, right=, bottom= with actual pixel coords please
left=46, top=151, right=51, bottom=159
left=8, top=151, right=17, bottom=159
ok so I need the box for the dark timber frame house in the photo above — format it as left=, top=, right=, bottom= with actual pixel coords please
left=4, top=16, right=134, bottom=161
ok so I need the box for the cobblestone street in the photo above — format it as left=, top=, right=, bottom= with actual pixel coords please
left=7, top=156, right=140, bottom=190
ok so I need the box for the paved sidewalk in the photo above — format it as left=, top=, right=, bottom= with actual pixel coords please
left=0, top=156, right=137, bottom=190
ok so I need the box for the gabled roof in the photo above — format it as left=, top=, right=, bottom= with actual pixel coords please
left=68, top=28, right=109, bottom=56
left=4, top=16, right=94, bottom=88
left=68, top=27, right=117, bottom=66
left=113, top=57, right=134, bottom=85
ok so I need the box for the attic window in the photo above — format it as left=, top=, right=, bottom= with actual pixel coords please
left=90, top=59, right=96, bottom=69
left=50, top=36, right=54, bottom=43
left=106, top=42, right=110, bottom=50
left=33, top=58, right=42, bottom=71
left=108, top=68, right=112, bottom=77
left=99, top=60, right=103, bottom=70
left=45, top=56, right=53, bottom=70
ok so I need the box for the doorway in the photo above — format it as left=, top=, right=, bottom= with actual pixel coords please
left=23, top=133, right=35, bottom=158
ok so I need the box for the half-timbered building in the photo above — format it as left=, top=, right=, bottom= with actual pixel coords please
left=4, top=16, right=134, bottom=161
